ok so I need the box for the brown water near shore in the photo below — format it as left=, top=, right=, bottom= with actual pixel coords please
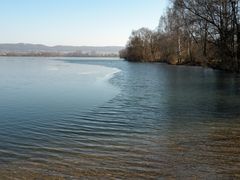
left=0, top=121, right=239, bottom=179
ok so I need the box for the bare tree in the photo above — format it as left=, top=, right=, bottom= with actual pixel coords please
left=121, top=0, right=240, bottom=72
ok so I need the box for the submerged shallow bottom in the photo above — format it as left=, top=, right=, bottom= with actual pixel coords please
left=0, top=58, right=240, bottom=179
left=0, top=120, right=240, bottom=179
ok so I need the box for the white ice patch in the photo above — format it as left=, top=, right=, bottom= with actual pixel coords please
left=47, top=60, right=121, bottom=82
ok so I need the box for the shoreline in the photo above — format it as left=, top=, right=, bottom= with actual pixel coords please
left=0, top=55, right=119, bottom=58
left=123, top=59, right=240, bottom=74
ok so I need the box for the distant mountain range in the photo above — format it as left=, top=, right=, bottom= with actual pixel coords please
left=0, top=43, right=124, bottom=57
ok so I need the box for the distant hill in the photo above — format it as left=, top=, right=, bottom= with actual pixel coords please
left=0, top=43, right=124, bottom=57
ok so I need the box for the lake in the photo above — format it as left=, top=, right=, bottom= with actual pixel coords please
left=0, top=57, right=240, bottom=179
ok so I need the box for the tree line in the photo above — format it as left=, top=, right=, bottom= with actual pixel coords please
left=120, top=0, right=240, bottom=72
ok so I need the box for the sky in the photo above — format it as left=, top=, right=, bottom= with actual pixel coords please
left=0, top=0, right=168, bottom=46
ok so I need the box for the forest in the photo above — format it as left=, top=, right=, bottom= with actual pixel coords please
left=120, top=0, right=240, bottom=72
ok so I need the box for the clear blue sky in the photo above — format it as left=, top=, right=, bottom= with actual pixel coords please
left=0, top=0, right=168, bottom=46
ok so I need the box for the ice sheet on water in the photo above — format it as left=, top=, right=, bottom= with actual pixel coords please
left=0, top=57, right=121, bottom=113
left=46, top=60, right=121, bottom=81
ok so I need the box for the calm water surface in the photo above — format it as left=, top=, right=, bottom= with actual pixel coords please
left=0, top=57, right=240, bottom=179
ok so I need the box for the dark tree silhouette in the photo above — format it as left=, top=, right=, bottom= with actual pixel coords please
left=120, top=0, right=240, bottom=72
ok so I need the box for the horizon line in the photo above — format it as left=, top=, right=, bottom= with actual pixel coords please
left=0, top=42, right=125, bottom=47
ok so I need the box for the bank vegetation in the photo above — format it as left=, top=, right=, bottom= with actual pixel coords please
left=120, top=0, right=240, bottom=72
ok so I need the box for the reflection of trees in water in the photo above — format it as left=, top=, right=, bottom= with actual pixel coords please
left=212, top=72, right=240, bottom=118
